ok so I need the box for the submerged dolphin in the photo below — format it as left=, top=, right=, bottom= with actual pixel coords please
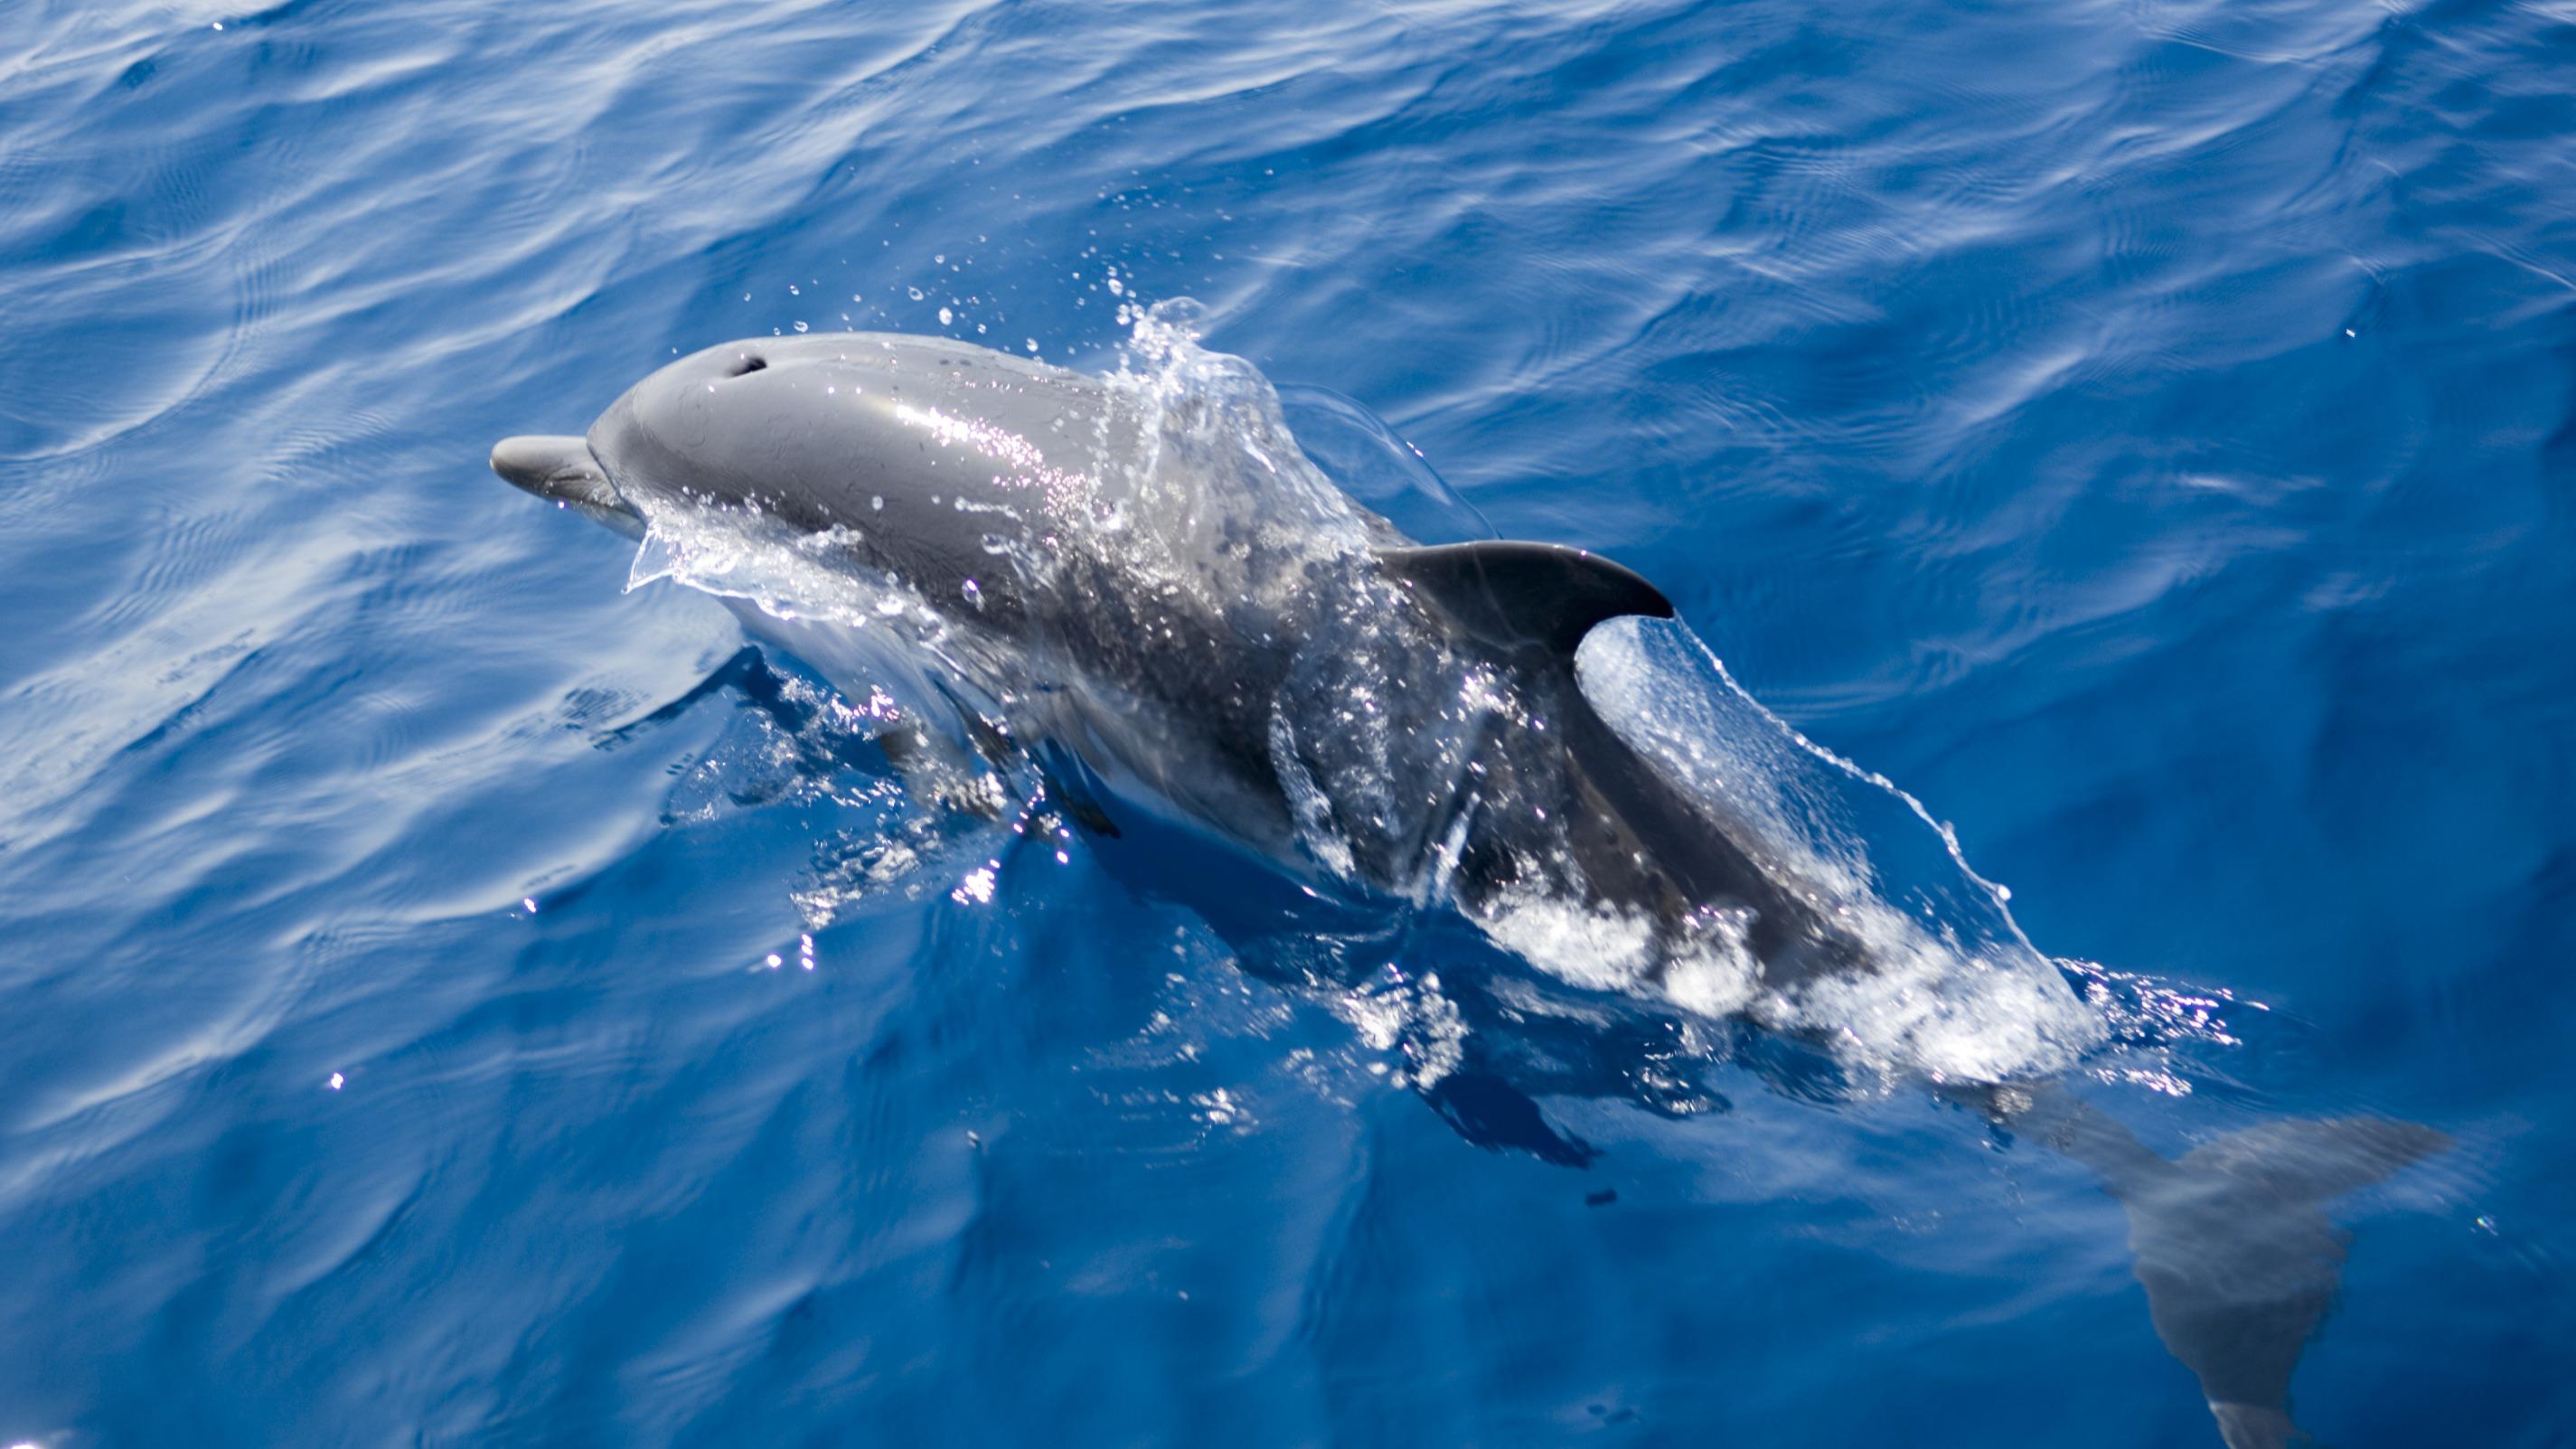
left=494, top=331, right=2442, bottom=1447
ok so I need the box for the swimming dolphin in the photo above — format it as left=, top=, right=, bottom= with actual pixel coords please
left=493, top=331, right=2443, bottom=1448
left=492, top=334, right=1839, bottom=977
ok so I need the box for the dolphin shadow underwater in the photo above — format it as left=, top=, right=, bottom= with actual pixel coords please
left=493, top=317, right=2446, bottom=1448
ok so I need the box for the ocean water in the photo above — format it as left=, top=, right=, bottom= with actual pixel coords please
left=2, top=0, right=2570, bottom=1444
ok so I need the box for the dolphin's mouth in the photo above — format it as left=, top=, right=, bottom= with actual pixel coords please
left=490, top=434, right=640, bottom=532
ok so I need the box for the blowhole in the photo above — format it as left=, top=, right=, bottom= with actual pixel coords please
left=727, top=353, right=767, bottom=378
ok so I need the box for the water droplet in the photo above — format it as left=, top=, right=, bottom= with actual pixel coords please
left=938, top=306, right=954, bottom=325
left=327, top=1073, right=343, bottom=1090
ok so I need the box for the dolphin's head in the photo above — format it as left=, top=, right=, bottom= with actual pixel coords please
left=489, top=339, right=813, bottom=540
left=493, top=334, right=1137, bottom=627
left=571, top=338, right=856, bottom=532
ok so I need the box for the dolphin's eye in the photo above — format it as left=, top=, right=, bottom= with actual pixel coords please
left=725, top=353, right=767, bottom=378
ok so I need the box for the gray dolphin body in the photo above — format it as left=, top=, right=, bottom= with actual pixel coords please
left=494, top=332, right=2442, bottom=1449
left=495, top=333, right=1847, bottom=978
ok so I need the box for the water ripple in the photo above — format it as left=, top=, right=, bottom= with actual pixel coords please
left=0, top=0, right=2569, bottom=1442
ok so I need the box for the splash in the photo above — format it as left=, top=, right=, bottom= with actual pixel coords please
left=1087, top=299, right=1392, bottom=592
left=1570, top=616, right=2109, bottom=1080
left=1472, top=889, right=1765, bottom=1023
left=1274, top=381, right=1497, bottom=546
left=625, top=513, right=948, bottom=642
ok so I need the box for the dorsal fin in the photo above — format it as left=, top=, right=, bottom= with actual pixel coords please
left=1375, top=541, right=1675, bottom=654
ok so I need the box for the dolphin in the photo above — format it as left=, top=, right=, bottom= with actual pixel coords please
left=493, top=331, right=2444, bottom=1448
left=492, top=333, right=1836, bottom=975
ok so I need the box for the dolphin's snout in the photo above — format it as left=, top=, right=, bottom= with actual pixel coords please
left=490, top=434, right=621, bottom=511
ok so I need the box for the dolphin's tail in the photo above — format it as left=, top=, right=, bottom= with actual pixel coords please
left=1998, top=1086, right=2448, bottom=1448
left=2206, top=1402, right=2301, bottom=1449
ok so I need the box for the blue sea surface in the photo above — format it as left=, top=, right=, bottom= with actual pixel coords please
left=2, top=0, right=2570, bottom=1444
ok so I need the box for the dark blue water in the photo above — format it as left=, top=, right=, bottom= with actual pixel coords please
left=4, top=0, right=2570, bottom=1444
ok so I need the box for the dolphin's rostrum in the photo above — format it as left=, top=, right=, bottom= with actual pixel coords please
left=494, top=327, right=2444, bottom=1448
